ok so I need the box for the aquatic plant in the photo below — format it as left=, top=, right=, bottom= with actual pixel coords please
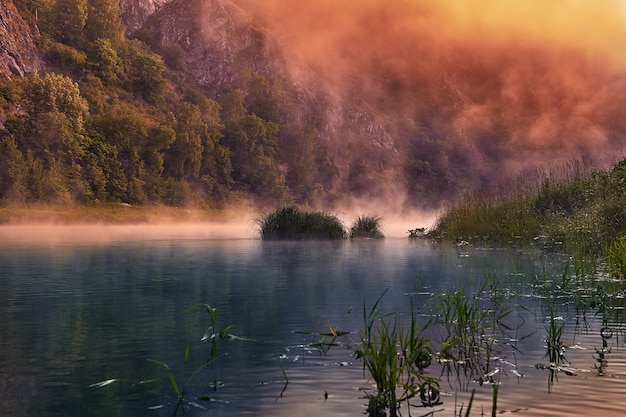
left=407, top=227, right=426, bottom=238
left=541, top=303, right=568, bottom=393
left=431, top=155, right=626, bottom=280
left=258, top=206, right=346, bottom=240
left=349, top=215, right=384, bottom=239
left=356, top=290, right=440, bottom=417
left=433, top=274, right=515, bottom=393
left=149, top=303, right=250, bottom=416
left=294, top=316, right=350, bottom=356
left=604, top=238, right=626, bottom=279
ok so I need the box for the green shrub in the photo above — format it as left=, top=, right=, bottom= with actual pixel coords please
left=258, top=206, right=346, bottom=240
left=349, top=215, right=384, bottom=239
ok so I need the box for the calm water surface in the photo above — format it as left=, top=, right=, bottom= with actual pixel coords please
left=1, top=225, right=625, bottom=416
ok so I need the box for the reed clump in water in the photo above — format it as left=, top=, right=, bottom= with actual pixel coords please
left=349, top=215, right=384, bottom=239
left=258, top=206, right=346, bottom=240
left=357, top=290, right=440, bottom=417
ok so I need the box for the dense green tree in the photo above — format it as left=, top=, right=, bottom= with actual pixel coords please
left=50, top=0, right=89, bottom=46
left=221, top=89, right=290, bottom=203
left=22, top=72, right=88, bottom=131
left=196, top=98, right=233, bottom=204
left=90, top=104, right=175, bottom=203
left=85, top=0, right=124, bottom=43
left=20, top=72, right=88, bottom=166
left=240, top=70, right=281, bottom=123
left=44, top=43, right=87, bottom=76
left=78, top=74, right=108, bottom=115
left=0, top=136, right=28, bottom=202
left=166, top=103, right=205, bottom=180
left=81, top=131, right=127, bottom=201
left=121, top=40, right=166, bottom=103
left=280, top=119, right=325, bottom=204
left=87, top=38, right=122, bottom=84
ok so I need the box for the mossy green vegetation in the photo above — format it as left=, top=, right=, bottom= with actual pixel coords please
left=257, top=206, right=347, bottom=240
left=430, top=157, right=626, bottom=275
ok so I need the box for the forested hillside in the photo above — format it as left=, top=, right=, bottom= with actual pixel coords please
left=1, top=0, right=626, bottom=212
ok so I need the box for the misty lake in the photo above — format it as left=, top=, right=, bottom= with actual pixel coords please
left=1, top=225, right=626, bottom=417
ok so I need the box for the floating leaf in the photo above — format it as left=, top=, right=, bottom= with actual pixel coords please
left=88, top=379, right=117, bottom=388
left=197, top=395, right=230, bottom=404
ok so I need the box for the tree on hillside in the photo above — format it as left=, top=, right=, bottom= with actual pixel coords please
left=167, top=102, right=205, bottom=180
left=221, top=89, right=291, bottom=204
left=85, top=0, right=124, bottom=43
left=87, top=38, right=122, bottom=84
left=1, top=72, right=91, bottom=202
left=280, top=119, right=326, bottom=204
left=50, top=0, right=89, bottom=46
left=0, top=136, right=28, bottom=203
left=120, top=40, right=166, bottom=103
left=90, top=103, right=175, bottom=203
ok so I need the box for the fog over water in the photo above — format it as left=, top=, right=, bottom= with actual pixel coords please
left=0, top=208, right=438, bottom=243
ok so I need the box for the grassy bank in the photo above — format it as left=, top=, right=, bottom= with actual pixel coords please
left=0, top=203, right=236, bottom=225
left=430, top=157, right=626, bottom=266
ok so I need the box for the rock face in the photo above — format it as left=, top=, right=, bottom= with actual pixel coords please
left=140, top=0, right=392, bottom=147
left=119, top=0, right=169, bottom=34
left=0, top=0, right=41, bottom=77
left=142, top=0, right=282, bottom=93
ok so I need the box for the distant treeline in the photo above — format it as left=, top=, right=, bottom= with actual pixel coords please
left=0, top=0, right=293, bottom=207
left=3, top=0, right=626, bottom=212
left=0, top=0, right=454, bottom=210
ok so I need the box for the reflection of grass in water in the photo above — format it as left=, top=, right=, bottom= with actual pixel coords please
left=433, top=274, right=515, bottom=389
left=430, top=272, right=523, bottom=417
left=543, top=303, right=566, bottom=393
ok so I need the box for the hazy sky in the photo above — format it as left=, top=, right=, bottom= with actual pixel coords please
left=234, top=0, right=626, bottom=63
left=232, top=0, right=626, bottom=170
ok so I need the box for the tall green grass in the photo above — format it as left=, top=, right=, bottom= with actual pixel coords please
left=433, top=274, right=514, bottom=394
left=356, top=290, right=439, bottom=417
left=431, top=157, right=626, bottom=277
left=349, top=215, right=384, bottom=239
left=258, top=206, right=347, bottom=240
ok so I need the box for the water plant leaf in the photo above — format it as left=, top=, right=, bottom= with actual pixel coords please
left=201, top=326, right=214, bottom=341
left=221, top=333, right=253, bottom=341
left=148, top=359, right=181, bottom=398
left=88, top=379, right=117, bottom=388
left=188, top=401, right=210, bottom=410
left=197, top=395, right=230, bottom=404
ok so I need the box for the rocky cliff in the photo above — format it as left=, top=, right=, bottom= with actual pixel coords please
left=140, top=0, right=393, bottom=149
left=119, top=0, right=168, bottom=34
left=142, top=0, right=280, bottom=92
left=0, top=0, right=41, bottom=77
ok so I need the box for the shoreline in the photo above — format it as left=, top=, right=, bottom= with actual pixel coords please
left=0, top=204, right=262, bottom=243
left=0, top=203, right=255, bottom=225
left=0, top=204, right=437, bottom=241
